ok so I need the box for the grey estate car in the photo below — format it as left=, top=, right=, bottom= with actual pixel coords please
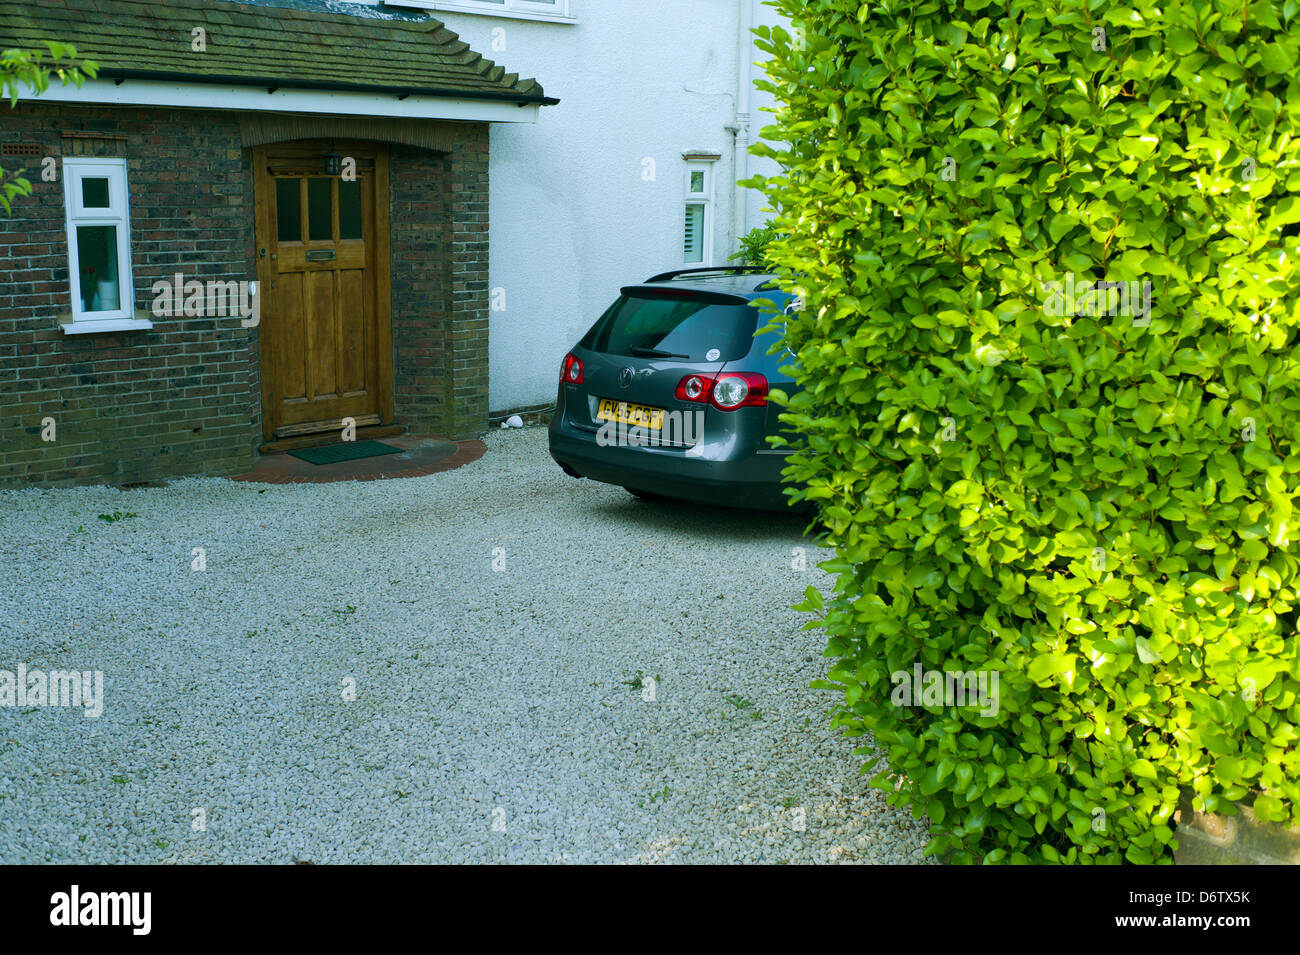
left=548, top=266, right=801, bottom=510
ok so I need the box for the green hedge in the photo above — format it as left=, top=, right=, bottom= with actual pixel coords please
left=750, top=0, right=1300, bottom=862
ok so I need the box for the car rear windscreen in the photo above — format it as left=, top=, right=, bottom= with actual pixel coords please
left=580, top=291, right=758, bottom=362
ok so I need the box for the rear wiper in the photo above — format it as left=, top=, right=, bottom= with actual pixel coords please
left=629, top=346, right=691, bottom=359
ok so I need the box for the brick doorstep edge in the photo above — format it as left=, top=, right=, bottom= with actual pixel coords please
left=231, top=439, right=486, bottom=484
left=1174, top=789, right=1300, bottom=864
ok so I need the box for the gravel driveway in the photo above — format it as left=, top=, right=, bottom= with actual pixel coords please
left=0, top=427, right=930, bottom=863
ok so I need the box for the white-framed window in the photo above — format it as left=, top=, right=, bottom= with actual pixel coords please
left=382, top=0, right=575, bottom=24
left=61, top=157, right=148, bottom=333
left=683, top=162, right=713, bottom=267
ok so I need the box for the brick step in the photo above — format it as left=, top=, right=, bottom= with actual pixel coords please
left=258, top=424, right=406, bottom=455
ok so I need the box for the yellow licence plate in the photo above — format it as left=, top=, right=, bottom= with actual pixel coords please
left=596, top=398, right=666, bottom=430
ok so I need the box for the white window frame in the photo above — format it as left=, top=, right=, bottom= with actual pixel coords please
left=61, top=157, right=149, bottom=334
left=382, top=0, right=576, bottom=24
left=683, top=161, right=714, bottom=268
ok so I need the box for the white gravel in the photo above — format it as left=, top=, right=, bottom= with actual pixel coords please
left=0, top=427, right=930, bottom=863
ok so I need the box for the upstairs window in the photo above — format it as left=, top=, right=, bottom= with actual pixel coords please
left=683, top=162, right=712, bottom=266
left=383, top=1, right=575, bottom=23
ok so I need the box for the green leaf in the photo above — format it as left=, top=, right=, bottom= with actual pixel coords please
left=1027, top=653, right=1075, bottom=682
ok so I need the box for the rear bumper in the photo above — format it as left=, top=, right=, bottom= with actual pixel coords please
left=548, top=416, right=796, bottom=511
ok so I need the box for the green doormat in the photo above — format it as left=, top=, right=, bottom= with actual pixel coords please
left=288, top=440, right=405, bottom=466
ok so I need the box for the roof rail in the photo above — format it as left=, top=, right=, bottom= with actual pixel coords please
left=644, top=265, right=772, bottom=283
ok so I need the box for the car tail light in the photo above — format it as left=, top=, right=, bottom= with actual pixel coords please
left=675, top=374, right=711, bottom=402
left=673, top=372, right=768, bottom=410
left=711, top=372, right=768, bottom=409
left=560, top=353, right=584, bottom=385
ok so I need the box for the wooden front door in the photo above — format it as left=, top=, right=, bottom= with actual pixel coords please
left=254, top=142, right=393, bottom=442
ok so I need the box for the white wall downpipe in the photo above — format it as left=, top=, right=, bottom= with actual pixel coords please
left=730, top=0, right=755, bottom=256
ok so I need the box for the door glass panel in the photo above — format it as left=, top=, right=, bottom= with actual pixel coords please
left=76, top=225, right=120, bottom=312
left=307, top=178, right=333, bottom=241
left=275, top=178, right=301, bottom=242
left=81, top=177, right=111, bottom=209
left=339, top=179, right=362, bottom=240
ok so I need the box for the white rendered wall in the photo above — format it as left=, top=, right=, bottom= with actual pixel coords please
left=342, top=0, right=785, bottom=411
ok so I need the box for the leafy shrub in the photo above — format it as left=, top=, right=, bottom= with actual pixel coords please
left=731, top=222, right=787, bottom=268
left=750, top=0, right=1300, bottom=862
left=1, top=43, right=95, bottom=213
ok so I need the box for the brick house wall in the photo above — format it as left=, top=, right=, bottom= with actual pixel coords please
left=0, top=101, right=490, bottom=486
left=390, top=143, right=449, bottom=438
left=445, top=132, right=491, bottom=441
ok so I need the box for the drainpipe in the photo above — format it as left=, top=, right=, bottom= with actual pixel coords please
left=730, top=0, right=755, bottom=258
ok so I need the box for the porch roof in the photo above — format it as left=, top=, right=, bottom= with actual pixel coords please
left=1, top=0, right=556, bottom=107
